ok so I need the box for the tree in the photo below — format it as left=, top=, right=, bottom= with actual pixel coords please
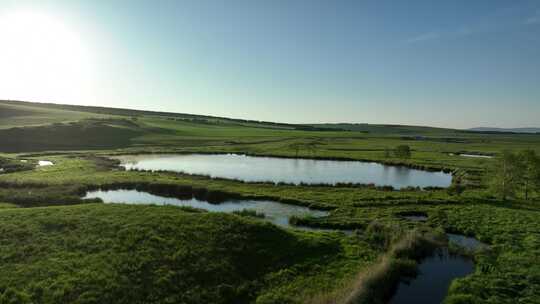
left=447, top=176, right=465, bottom=196
left=518, top=150, right=540, bottom=200
left=289, top=142, right=317, bottom=157
left=490, top=150, right=523, bottom=201
left=291, top=143, right=301, bottom=157
left=394, top=145, right=411, bottom=159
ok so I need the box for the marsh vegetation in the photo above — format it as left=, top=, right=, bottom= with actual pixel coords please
left=0, top=100, right=539, bottom=303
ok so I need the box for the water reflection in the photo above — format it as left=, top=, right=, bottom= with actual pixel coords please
left=113, top=154, right=452, bottom=189
left=448, top=233, right=488, bottom=250
left=389, top=248, right=474, bottom=304
left=84, top=189, right=329, bottom=230
left=402, top=215, right=428, bottom=222
left=38, top=160, right=53, bottom=167
left=459, top=154, right=493, bottom=159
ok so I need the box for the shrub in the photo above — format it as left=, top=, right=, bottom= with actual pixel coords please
left=394, top=145, right=411, bottom=159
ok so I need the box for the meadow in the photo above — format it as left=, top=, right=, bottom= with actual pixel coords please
left=0, top=100, right=539, bottom=303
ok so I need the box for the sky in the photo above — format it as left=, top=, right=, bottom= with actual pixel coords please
left=0, top=0, right=539, bottom=129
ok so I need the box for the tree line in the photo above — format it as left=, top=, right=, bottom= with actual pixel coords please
left=491, top=150, right=540, bottom=200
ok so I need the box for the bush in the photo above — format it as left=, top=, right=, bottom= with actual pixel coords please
left=0, top=288, right=31, bottom=304
left=232, top=209, right=265, bottom=218
left=394, top=145, right=411, bottom=159
left=444, top=294, right=479, bottom=304
left=256, top=293, right=300, bottom=304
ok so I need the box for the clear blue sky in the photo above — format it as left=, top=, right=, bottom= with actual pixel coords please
left=1, top=0, right=539, bottom=128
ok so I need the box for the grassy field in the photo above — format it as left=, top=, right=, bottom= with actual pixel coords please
left=0, top=100, right=539, bottom=303
left=0, top=204, right=377, bottom=304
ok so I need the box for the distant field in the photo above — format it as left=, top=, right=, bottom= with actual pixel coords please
left=2, top=100, right=539, bottom=158
left=0, top=101, right=109, bottom=129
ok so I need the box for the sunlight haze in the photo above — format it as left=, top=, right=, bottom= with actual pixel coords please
left=1, top=2, right=540, bottom=303
left=0, top=0, right=539, bottom=128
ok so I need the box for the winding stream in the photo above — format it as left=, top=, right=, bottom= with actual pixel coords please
left=84, top=189, right=330, bottom=230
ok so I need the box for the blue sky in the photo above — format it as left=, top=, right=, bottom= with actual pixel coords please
left=1, top=0, right=539, bottom=128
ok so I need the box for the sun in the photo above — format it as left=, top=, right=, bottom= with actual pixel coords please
left=0, top=11, right=95, bottom=103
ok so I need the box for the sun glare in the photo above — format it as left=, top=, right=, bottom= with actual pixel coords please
left=0, top=11, right=95, bottom=103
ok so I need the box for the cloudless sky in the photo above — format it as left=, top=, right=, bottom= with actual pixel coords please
left=0, top=0, right=539, bottom=128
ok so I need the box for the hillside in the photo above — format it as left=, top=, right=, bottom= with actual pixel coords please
left=468, top=127, right=540, bottom=134
left=310, top=123, right=457, bottom=135
left=0, top=100, right=334, bottom=132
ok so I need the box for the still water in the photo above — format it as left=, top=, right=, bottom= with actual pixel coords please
left=38, top=160, right=54, bottom=166
left=448, top=233, right=488, bottom=251
left=389, top=248, right=474, bottom=304
left=113, top=154, right=452, bottom=189
left=459, top=154, right=493, bottom=159
left=84, top=189, right=329, bottom=229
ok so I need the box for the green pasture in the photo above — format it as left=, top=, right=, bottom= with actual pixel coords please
left=0, top=100, right=539, bottom=303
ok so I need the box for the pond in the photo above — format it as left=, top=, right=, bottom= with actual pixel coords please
left=389, top=248, right=474, bottom=304
left=398, top=211, right=428, bottom=222
left=113, top=154, right=452, bottom=189
left=84, top=189, right=330, bottom=230
left=459, top=154, right=493, bottom=159
left=449, top=153, right=493, bottom=159
left=448, top=233, right=488, bottom=251
left=38, top=160, right=54, bottom=166
left=402, top=215, right=428, bottom=222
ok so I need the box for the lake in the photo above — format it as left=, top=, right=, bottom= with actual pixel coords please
left=113, top=154, right=452, bottom=189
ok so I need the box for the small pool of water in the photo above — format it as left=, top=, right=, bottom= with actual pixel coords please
left=402, top=215, right=428, bottom=222
left=389, top=248, right=474, bottom=304
left=399, top=211, right=429, bottom=222
left=38, top=160, right=54, bottom=166
left=112, top=154, right=452, bottom=189
left=460, top=154, right=493, bottom=159
left=450, top=153, right=493, bottom=159
left=84, top=189, right=330, bottom=230
left=448, top=233, right=488, bottom=250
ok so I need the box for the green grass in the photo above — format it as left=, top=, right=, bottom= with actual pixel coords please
left=1, top=154, right=539, bottom=303
left=0, top=156, right=459, bottom=210
left=0, top=119, right=144, bottom=152
left=0, top=100, right=540, bottom=303
left=0, top=204, right=374, bottom=304
left=0, top=202, right=17, bottom=209
left=0, top=156, right=34, bottom=173
left=435, top=203, right=540, bottom=303
left=0, top=101, right=109, bottom=129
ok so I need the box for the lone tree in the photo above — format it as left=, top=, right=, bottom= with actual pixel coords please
left=490, top=150, right=523, bottom=201
left=394, top=145, right=411, bottom=159
left=290, top=142, right=317, bottom=157
left=518, top=149, right=540, bottom=200
left=291, top=143, right=302, bottom=157
left=384, top=147, right=391, bottom=158
left=447, top=176, right=465, bottom=196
